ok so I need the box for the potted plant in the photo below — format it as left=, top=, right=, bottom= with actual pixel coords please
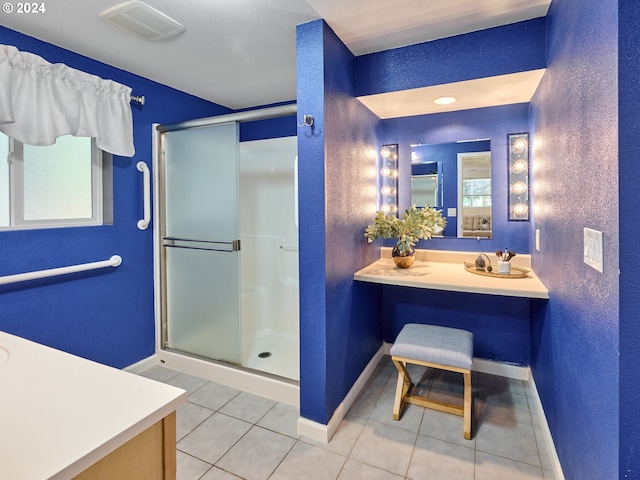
left=365, top=205, right=446, bottom=268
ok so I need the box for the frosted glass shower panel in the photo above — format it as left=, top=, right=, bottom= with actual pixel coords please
left=162, top=122, right=241, bottom=364
left=164, top=122, right=239, bottom=240
left=166, top=246, right=240, bottom=364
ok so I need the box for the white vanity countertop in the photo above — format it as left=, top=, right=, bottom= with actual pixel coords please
left=0, top=331, right=187, bottom=480
left=354, top=249, right=549, bottom=299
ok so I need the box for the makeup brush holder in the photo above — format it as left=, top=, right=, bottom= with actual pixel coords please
left=497, top=260, right=511, bottom=275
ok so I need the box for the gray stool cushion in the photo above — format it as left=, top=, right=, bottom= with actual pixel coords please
left=390, top=323, right=473, bottom=370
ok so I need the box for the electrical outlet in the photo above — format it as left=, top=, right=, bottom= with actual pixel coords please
left=584, top=228, right=603, bottom=272
left=447, top=208, right=457, bottom=217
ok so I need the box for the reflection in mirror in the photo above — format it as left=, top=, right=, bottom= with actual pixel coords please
left=411, top=161, right=442, bottom=208
left=411, top=140, right=491, bottom=238
left=458, top=151, right=491, bottom=238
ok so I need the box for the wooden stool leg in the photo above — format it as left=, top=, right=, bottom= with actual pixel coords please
left=392, top=359, right=412, bottom=420
left=463, top=371, right=472, bottom=440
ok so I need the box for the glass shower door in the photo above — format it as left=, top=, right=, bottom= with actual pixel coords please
left=161, top=122, right=241, bottom=364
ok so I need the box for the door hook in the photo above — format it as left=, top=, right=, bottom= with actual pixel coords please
left=298, top=114, right=314, bottom=128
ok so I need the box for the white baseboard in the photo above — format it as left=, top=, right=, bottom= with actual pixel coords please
left=297, top=345, right=385, bottom=443
left=528, top=371, right=565, bottom=480
left=472, top=357, right=530, bottom=380
left=157, top=349, right=299, bottom=406
left=123, top=354, right=158, bottom=374
left=384, top=342, right=530, bottom=380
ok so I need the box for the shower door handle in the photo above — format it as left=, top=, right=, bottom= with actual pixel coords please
left=163, top=237, right=240, bottom=252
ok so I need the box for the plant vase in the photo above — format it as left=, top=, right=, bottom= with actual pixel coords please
left=392, top=245, right=415, bottom=268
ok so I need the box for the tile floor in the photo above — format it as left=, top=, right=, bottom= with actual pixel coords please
left=139, top=356, right=557, bottom=480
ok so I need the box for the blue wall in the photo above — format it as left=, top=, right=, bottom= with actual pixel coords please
left=384, top=288, right=534, bottom=365
left=296, top=20, right=543, bottom=426
left=619, top=1, right=640, bottom=477
left=0, top=27, right=231, bottom=368
left=381, top=105, right=530, bottom=252
left=356, top=18, right=546, bottom=96
left=297, top=19, right=383, bottom=424
left=529, top=0, right=619, bottom=478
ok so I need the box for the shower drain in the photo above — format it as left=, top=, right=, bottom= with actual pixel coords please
left=258, top=351, right=272, bottom=359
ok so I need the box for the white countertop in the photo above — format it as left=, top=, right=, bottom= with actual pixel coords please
left=0, top=331, right=187, bottom=480
left=354, top=249, right=549, bottom=299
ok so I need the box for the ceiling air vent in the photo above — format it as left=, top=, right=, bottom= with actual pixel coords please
left=99, top=1, right=185, bottom=41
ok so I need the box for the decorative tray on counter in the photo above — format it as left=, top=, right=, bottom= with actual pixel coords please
left=463, top=262, right=530, bottom=279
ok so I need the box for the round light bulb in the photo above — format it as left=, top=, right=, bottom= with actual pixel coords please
left=380, top=147, right=391, bottom=159
left=511, top=181, right=528, bottom=194
left=380, top=204, right=391, bottom=213
left=512, top=203, right=528, bottom=215
left=380, top=167, right=391, bottom=177
left=512, top=138, right=528, bottom=154
left=511, top=159, right=528, bottom=174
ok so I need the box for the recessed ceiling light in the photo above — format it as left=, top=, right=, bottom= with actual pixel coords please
left=99, top=1, right=185, bottom=41
left=433, top=96, right=457, bottom=105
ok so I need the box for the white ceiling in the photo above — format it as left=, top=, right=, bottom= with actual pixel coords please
left=1, top=0, right=551, bottom=112
left=357, top=70, right=546, bottom=118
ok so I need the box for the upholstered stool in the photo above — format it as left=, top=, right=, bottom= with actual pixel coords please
left=389, top=323, right=474, bottom=440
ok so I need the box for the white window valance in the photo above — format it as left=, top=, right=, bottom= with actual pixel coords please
left=0, top=44, right=134, bottom=157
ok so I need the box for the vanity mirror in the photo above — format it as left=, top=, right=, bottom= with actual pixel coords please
left=411, top=140, right=491, bottom=238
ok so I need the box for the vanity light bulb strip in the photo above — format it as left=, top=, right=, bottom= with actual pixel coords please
left=508, top=133, right=529, bottom=221
left=379, top=144, right=399, bottom=215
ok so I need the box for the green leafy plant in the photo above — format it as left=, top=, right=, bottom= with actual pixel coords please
left=365, top=205, right=446, bottom=255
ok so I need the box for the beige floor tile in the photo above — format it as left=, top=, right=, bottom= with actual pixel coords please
left=475, top=451, right=544, bottom=480
left=188, top=381, right=241, bottom=411
left=348, top=385, right=383, bottom=419
left=176, top=451, right=212, bottom=480
left=219, top=391, right=277, bottom=424
left=178, top=412, right=252, bottom=465
left=257, top=402, right=300, bottom=439
left=368, top=387, right=425, bottom=433
left=475, top=415, right=541, bottom=467
left=167, top=372, right=210, bottom=395
left=138, top=365, right=180, bottom=382
left=200, top=466, right=243, bottom=479
left=349, top=420, right=417, bottom=476
left=143, top=355, right=556, bottom=480
left=176, top=402, right=215, bottom=441
left=420, top=408, right=476, bottom=447
left=269, top=440, right=346, bottom=480
left=534, top=425, right=555, bottom=470
left=476, top=387, right=533, bottom=425
left=338, top=459, right=404, bottom=480
left=302, top=414, right=366, bottom=456
left=407, top=434, right=475, bottom=480
left=366, top=361, right=396, bottom=390
left=478, top=372, right=527, bottom=396
left=216, top=426, right=296, bottom=480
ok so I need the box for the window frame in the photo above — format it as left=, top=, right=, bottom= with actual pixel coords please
left=462, top=177, right=492, bottom=207
left=1, top=134, right=108, bottom=231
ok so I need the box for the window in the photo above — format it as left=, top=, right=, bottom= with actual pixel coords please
left=0, top=132, right=111, bottom=230
left=462, top=178, right=492, bottom=207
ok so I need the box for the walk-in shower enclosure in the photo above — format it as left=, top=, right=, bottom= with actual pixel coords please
left=155, top=109, right=299, bottom=382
